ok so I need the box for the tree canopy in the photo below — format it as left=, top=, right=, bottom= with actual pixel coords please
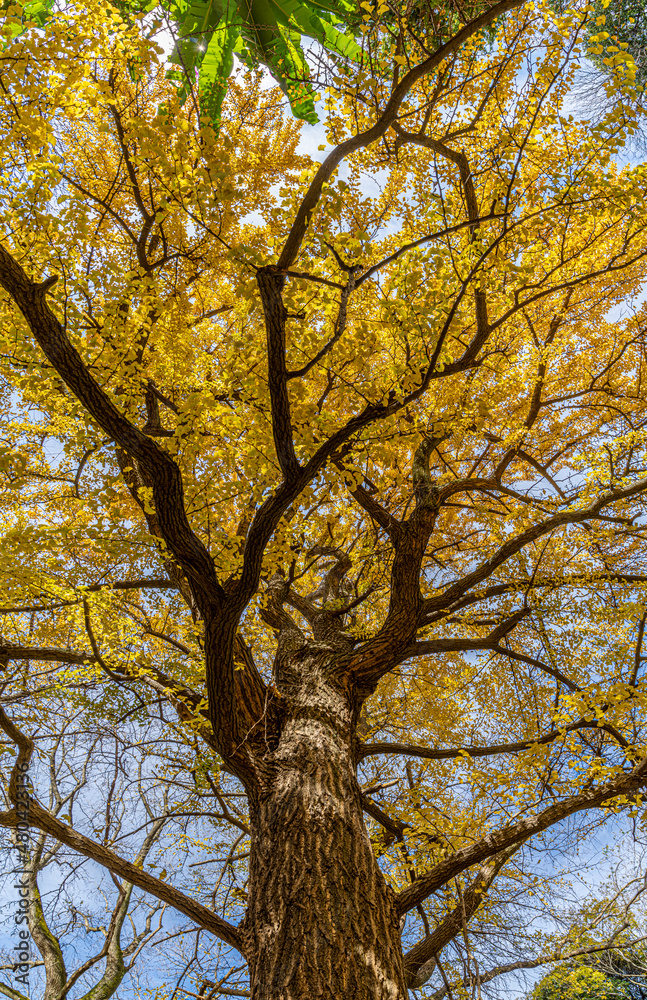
left=529, top=946, right=647, bottom=1000
left=531, top=965, right=632, bottom=1000
left=1, top=0, right=647, bottom=998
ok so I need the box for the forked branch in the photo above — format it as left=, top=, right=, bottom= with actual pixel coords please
left=0, top=243, right=222, bottom=614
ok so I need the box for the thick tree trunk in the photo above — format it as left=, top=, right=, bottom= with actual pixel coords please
left=242, top=648, right=407, bottom=1000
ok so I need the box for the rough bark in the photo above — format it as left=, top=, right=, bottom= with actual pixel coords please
left=241, top=647, right=407, bottom=1000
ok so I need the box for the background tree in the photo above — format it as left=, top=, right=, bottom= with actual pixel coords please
left=2, top=0, right=647, bottom=998
left=529, top=945, right=647, bottom=1000
left=530, top=965, right=632, bottom=999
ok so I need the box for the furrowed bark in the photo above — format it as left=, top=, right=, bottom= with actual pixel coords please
left=2, top=11, right=647, bottom=988
left=241, top=645, right=407, bottom=1000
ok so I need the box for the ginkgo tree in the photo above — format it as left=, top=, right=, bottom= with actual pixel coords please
left=2, top=0, right=647, bottom=997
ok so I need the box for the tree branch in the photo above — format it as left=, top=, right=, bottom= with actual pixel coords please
left=427, top=934, right=647, bottom=999
left=395, top=752, right=647, bottom=913
left=404, top=845, right=518, bottom=989
left=356, top=715, right=610, bottom=762
left=275, top=0, right=527, bottom=270
left=256, top=266, right=300, bottom=480
left=396, top=609, right=530, bottom=665
left=422, top=476, right=647, bottom=618
left=0, top=706, right=244, bottom=956
left=287, top=266, right=358, bottom=379
left=0, top=242, right=223, bottom=615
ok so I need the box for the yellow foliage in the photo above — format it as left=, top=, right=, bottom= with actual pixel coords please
left=1, top=0, right=647, bottom=996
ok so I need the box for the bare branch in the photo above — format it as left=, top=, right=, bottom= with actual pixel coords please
left=0, top=706, right=245, bottom=956
left=404, top=845, right=519, bottom=989
left=276, top=0, right=527, bottom=270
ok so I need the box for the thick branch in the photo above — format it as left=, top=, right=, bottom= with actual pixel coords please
left=27, top=840, right=67, bottom=1000
left=256, top=266, right=299, bottom=479
left=392, top=127, right=488, bottom=350
left=395, top=608, right=529, bottom=665
left=346, top=480, right=401, bottom=538
left=357, top=715, right=608, bottom=762
left=14, top=805, right=243, bottom=950
left=0, top=586, right=180, bottom=632
left=0, top=641, right=221, bottom=755
left=395, top=751, right=647, bottom=913
left=353, top=594, right=528, bottom=689
left=0, top=644, right=91, bottom=664
left=67, top=821, right=165, bottom=1000
left=349, top=437, right=445, bottom=686
left=491, top=643, right=580, bottom=691
left=361, top=794, right=407, bottom=844
left=404, top=845, right=518, bottom=989
left=0, top=243, right=222, bottom=614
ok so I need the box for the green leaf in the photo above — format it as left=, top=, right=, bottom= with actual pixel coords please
left=157, top=0, right=358, bottom=123
left=3, top=0, right=359, bottom=122
left=288, top=1, right=360, bottom=58
left=230, top=0, right=321, bottom=120
left=0, top=0, right=55, bottom=34
left=198, top=4, right=242, bottom=122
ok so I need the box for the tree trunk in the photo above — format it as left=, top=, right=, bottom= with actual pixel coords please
left=242, top=648, right=408, bottom=1000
